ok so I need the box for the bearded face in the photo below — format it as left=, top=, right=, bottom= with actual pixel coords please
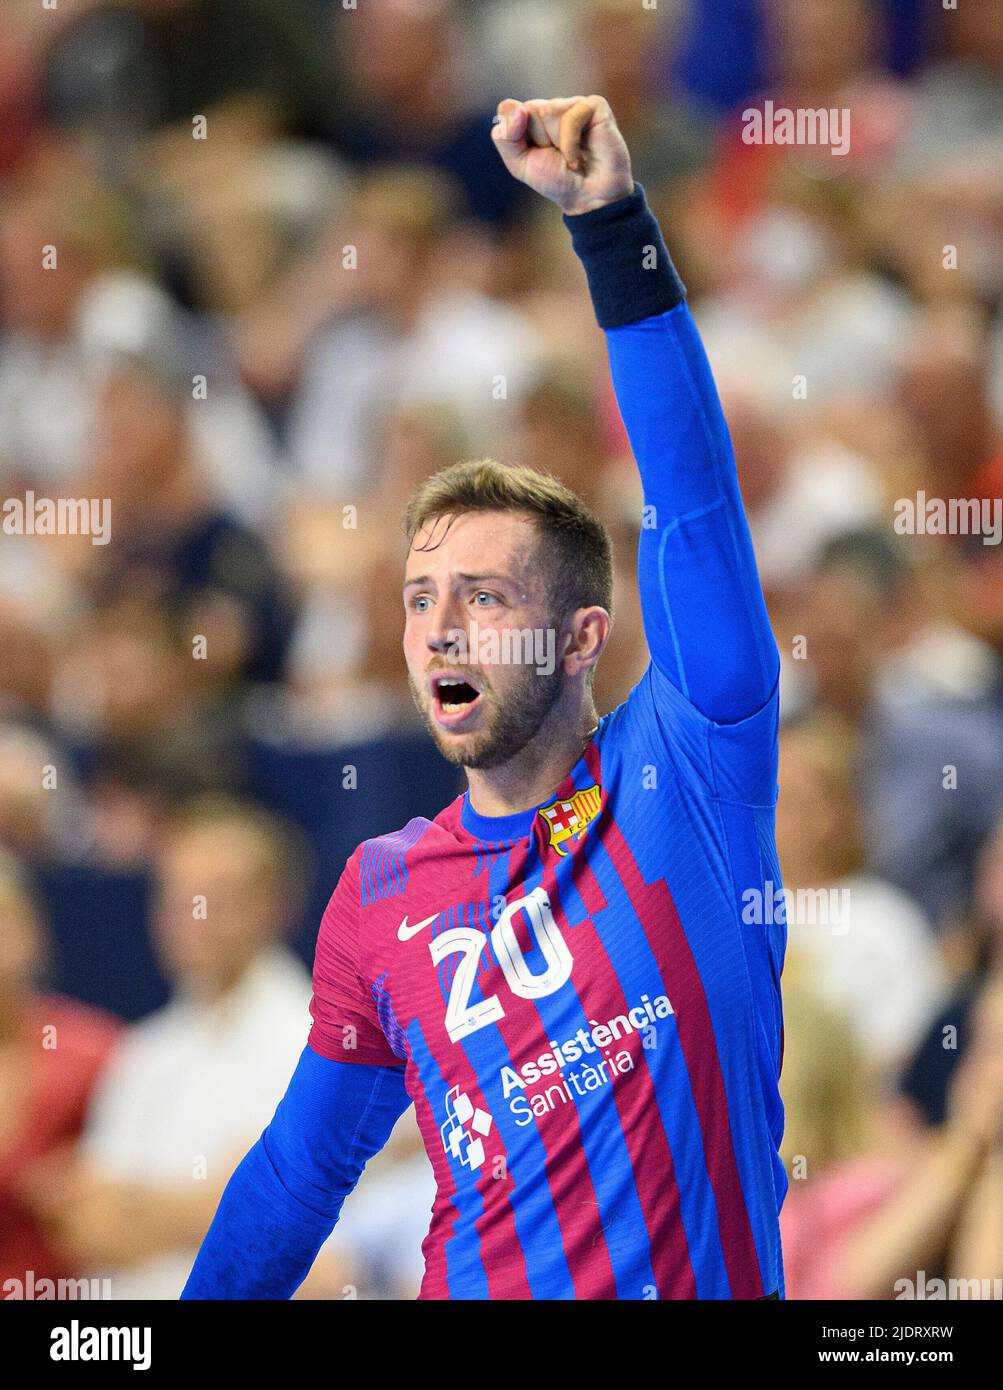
left=407, top=648, right=564, bottom=769
left=403, top=511, right=571, bottom=770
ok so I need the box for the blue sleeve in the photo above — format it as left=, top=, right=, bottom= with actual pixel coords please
left=180, top=1044, right=411, bottom=1299
left=564, top=184, right=779, bottom=726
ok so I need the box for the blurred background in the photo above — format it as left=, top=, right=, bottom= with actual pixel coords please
left=1, top=0, right=1002, bottom=1301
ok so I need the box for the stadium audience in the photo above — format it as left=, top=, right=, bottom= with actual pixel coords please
left=800, top=532, right=1003, bottom=929
left=779, top=965, right=1003, bottom=1299
left=21, top=796, right=352, bottom=1299
left=0, top=0, right=1000, bottom=1299
left=898, top=814, right=1003, bottom=1128
left=0, top=853, right=121, bottom=1296
left=777, top=714, right=945, bottom=1078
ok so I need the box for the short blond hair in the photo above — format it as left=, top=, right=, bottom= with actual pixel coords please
left=403, top=457, right=614, bottom=622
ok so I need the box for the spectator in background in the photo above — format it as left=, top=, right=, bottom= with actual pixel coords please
left=330, top=0, right=527, bottom=228
left=280, top=165, right=539, bottom=499
left=24, top=795, right=348, bottom=1299
left=723, top=383, right=884, bottom=597
left=576, top=0, right=711, bottom=207
left=960, top=536, right=1003, bottom=703
left=0, top=175, right=150, bottom=490
left=512, top=364, right=612, bottom=513
left=0, top=172, right=290, bottom=531
left=711, top=0, right=912, bottom=216
left=41, top=0, right=339, bottom=148
left=329, top=1108, right=435, bottom=1300
left=801, top=531, right=1003, bottom=929
left=897, top=0, right=1003, bottom=169
left=683, top=1, right=899, bottom=304
left=280, top=166, right=462, bottom=499
left=49, top=597, right=251, bottom=863
left=895, top=304, right=1003, bottom=506
left=0, top=852, right=121, bottom=1296
left=75, top=349, right=293, bottom=687
left=52, top=0, right=345, bottom=311
left=0, top=6, right=46, bottom=178
left=779, top=965, right=1003, bottom=1298
left=0, top=596, right=57, bottom=727
left=692, top=185, right=917, bottom=417
left=777, top=714, right=945, bottom=1078
left=473, top=0, right=582, bottom=99
left=276, top=400, right=475, bottom=741
left=0, top=719, right=168, bottom=1024
left=899, top=813, right=1003, bottom=1129
left=0, top=724, right=86, bottom=864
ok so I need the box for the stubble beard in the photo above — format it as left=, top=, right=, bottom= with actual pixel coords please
left=408, top=662, right=566, bottom=770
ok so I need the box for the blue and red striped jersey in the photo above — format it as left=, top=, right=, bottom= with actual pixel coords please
left=306, top=195, right=788, bottom=1298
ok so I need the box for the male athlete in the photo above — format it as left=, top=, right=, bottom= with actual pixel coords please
left=182, top=95, right=787, bottom=1300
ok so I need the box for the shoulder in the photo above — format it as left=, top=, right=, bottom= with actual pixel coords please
left=357, top=816, right=440, bottom=855
left=600, top=661, right=780, bottom=806
left=321, top=814, right=449, bottom=926
left=354, top=815, right=447, bottom=905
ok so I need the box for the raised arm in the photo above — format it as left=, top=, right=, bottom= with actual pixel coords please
left=492, top=97, right=778, bottom=723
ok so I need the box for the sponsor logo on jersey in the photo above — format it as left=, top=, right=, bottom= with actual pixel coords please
left=538, top=784, right=601, bottom=857
left=440, top=1085, right=493, bottom=1170
left=499, top=993, right=674, bottom=1127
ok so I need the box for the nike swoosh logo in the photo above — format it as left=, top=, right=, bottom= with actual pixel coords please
left=397, top=913, right=440, bottom=941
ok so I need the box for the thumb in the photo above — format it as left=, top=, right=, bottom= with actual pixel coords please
left=491, top=99, right=529, bottom=177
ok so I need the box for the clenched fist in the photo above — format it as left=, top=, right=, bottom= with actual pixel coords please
left=491, top=95, right=634, bottom=217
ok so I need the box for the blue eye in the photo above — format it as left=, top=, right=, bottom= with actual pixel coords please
left=410, top=596, right=431, bottom=613
left=473, top=591, right=498, bottom=607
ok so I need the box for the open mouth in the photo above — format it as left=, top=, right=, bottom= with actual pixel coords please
left=430, top=672, right=483, bottom=728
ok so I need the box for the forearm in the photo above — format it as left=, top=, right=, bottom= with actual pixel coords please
left=947, top=1146, right=1003, bottom=1289
left=180, top=1134, right=340, bottom=1300
left=181, top=1046, right=411, bottom=1300
left=564, top=185, right=778, bottom=720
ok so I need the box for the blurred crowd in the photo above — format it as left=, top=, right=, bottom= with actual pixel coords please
left=1, top=0, right=1002, bottom=1301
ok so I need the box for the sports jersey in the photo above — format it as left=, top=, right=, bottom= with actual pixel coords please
left=182, top=182, right=786, bottom=1302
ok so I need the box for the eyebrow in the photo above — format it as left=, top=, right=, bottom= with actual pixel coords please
left=403, top=572, right=516, bottom=591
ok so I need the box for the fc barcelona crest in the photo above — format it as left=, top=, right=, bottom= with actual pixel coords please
left=538, top=785, right=602, bottom=857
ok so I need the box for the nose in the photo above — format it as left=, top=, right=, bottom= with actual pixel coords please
left=425, top=593, right=466, bottom=658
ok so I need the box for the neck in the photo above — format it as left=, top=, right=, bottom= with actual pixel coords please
left=464, top=688, right=599, bottom=818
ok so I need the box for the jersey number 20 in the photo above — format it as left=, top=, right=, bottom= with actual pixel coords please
left=430, top=886, right=573, bottom=1042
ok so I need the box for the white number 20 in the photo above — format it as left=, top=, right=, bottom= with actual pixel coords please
left=429, top=886, right=573, bottom=1042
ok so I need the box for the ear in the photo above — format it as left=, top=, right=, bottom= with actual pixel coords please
left=561, top=606, right=611, bottom=677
